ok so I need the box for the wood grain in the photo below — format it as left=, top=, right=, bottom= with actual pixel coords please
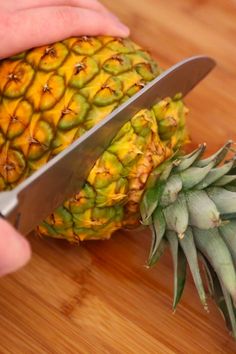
left=1, top=0, right=236, bottom=353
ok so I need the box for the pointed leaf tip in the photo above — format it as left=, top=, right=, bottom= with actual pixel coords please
left=193, top=227, right=236, bottom=304
left=195, top=140, right=233, bottom=168
left=166, top=231, right=187, bottom=309
left=175, top=144, right=206, bottom=172
left=179, top=227, right=207, bottom=307
left=148, top=208, right=166, bottom=266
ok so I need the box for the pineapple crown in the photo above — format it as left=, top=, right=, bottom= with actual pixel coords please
left=140, top=140, right=236, bottom=337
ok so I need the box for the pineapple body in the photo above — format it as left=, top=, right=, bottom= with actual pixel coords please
left=0, top=36, right=188, bottom=241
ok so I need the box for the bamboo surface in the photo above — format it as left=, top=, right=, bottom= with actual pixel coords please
left=1, top=0, right=236, bottom=353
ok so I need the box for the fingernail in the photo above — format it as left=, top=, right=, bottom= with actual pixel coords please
left=108, top=12, right=120, bottom=21
left=116, top=23, right=130, bottom=37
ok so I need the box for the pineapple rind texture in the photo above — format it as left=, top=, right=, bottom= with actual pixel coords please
left=0, top=36, right=188, bottom=240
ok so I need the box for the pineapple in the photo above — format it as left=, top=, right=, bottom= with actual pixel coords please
left=0, top=36, right=236, bottom=337
left=0, top=36, right=188, bottom=239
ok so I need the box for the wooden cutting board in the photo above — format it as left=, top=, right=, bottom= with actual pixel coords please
left=1, top=0, right=236, bottom=353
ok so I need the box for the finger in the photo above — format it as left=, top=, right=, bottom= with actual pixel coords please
left=1, top=7, right=129, bottom=57
left=6, top=0, right=114, bottom=17
left=0, top=219, right=31, bottom=277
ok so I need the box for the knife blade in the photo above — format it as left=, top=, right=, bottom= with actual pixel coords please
left=0, top=55, right=216, bottom=234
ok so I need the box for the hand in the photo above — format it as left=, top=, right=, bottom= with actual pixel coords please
left=0, top=0, right=130, bottom=58
left=0, top=0, right=129, bottom=276
left=0, top=219, right=31, bottom=277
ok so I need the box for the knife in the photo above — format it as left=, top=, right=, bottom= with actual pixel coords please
left=0, top=55, right=216, bottom=234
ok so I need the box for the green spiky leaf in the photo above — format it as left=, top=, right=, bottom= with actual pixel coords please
left=148, top=208, right=166, bottom=266
left=195, top=141, right=233, bottom=168
left=175, top=144, right=206, bottom=171
left=220, top=221, right=236, bottom=266
left=142, top=141, right=236, bottom=337
left=199, top=254, right=236, bottom=338
left=163, top=192, right=188, bottom=237
left=186, top=190, right=221, bottom=229
left=166, top=231, right=187, bottom=309
left=179, top=227, right=207, bottom=308
left=193, top=227, right=236, bottom=304
left=207, top=187, right=236, bottom=217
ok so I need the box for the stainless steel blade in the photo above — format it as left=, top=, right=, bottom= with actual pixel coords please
left=0, top=55, right=216, bottom=234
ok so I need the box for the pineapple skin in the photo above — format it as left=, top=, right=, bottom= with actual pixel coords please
left=0, top=36, right=188, bottom=241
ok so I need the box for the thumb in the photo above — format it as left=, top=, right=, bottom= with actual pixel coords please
left=0, top=219, right=31, bottom=277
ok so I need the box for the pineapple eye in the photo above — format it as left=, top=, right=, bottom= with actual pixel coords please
left=93, top=77, right=123, bottom=106
left=71, top=36, right=102, bottom=55
left=107, top=38, right=135, bottom=53
left=42, top=83, right=51, bottom=93
left=74, top=62, right=86, bottom=75
left=25, top=72, right=66, bottom=111
left=69, top=57, right=99, bottom=89
left=43, top=47, right=56, bottom=57
left=103, top=54, right=132, bottom=75
left=0, top=147, right=26, bottom=184
left=57, top=93, right=90, bottom=130
left=26, top=43, right=69, bottom=72
left=0, top=60, right=34, bottom=98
